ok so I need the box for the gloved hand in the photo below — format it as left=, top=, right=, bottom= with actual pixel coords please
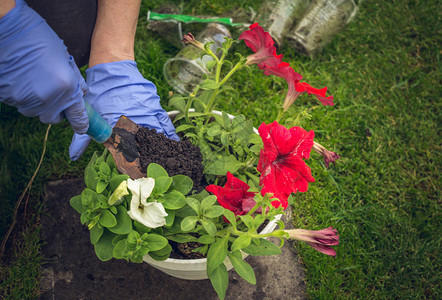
left=0, top=0, right=88, bottom=134
left=69, top=60, right=180, bottom=161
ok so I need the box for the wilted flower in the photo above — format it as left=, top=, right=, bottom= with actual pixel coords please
left=182, top=32, right=205, bottom=50
left=312, top=141, right=341, bottom=167
left=258, top=122, right=315, bottom=208
left=206, top=171, right=258, bottom=216
left=127, top=177, right=168, bottom=228
left=285, top=227, right=339, bottom=256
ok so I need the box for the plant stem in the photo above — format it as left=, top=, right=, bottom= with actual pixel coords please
left=218, top=61, right=244, bottom=87
left=215, top=51, right=226, bottom=83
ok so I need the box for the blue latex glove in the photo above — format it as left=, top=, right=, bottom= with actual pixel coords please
left=69, top=60, right=180, bottom=160
left=0, top=0, right=88, bottom=134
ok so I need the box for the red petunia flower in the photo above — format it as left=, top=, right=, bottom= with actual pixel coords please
left=206, top=172, right=258, bottom=216
left=295, top=81, right=334, bottom=106
left=257, top=122, right=315, bottom=208
left=260, top=62, right=334, bottom=109
left=239, top=23, right=283, bottom=68
left=239, top=24, right=334, bottom=109
left=285, top=227, right=340, bottom=256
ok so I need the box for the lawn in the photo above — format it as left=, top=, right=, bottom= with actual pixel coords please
left=1, top=0, right=440, bottom=298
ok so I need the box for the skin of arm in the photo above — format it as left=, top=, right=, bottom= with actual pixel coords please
left=0, top=0, right=15, bottom=18
left=88, top=0, right=141, bottom=67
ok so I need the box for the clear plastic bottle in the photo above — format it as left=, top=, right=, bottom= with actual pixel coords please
left=163, top=23, right=231, bottom=95
left=255, top=0, right=313, bottom=48
left=285, top=0, right=358, bottom=58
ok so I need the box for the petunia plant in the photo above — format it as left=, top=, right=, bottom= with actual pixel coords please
left=71, top=23, right=341, bottom=300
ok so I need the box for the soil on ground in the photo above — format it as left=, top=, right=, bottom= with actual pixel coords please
left=135, top=127, right=204, bottom=193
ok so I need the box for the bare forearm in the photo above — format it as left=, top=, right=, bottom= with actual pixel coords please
left=89, top=0, right=141, bottom=67
left=0, top=0, right=15, bottom=18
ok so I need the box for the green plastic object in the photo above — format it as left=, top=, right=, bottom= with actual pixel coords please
left=147, top=11, right=244, bottom=27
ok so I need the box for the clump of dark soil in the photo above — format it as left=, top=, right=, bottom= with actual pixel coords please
left=169, top=241, right=206, bottom=259
left=135, top=127, right=205, bottom=193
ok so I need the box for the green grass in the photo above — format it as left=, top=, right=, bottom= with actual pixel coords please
left=1, top=0, right=440, bottom=298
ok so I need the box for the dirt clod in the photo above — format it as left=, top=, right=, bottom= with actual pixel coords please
left=135, top=127, right=205, bottom=193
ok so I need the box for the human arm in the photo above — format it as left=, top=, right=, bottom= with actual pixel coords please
left=0, top=0, right=15, bottom=18
left=69, top=0, right=179, bottom=160
left=0, top=0, right=89, bottom=133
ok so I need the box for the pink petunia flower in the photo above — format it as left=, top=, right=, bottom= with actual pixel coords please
left=285, top=227, right=340, bottom=256
left=239, top=23, right=283, bottom=68
left=257, top=122, right=315, bottom=209
left=206, top=172, right=258, bottom=216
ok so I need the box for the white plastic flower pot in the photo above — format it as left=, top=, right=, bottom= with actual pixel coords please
left=143, top=213, right=282, bottom=280
left=142, top=110, right=281, bottom=280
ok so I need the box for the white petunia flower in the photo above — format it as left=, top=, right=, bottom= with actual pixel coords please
left=126, top=177, right=168, bottom=228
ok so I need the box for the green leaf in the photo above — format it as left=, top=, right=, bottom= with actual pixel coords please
left=99, top=210, right=117, bottom=228
left=81, top=188, right=98, bottom=207
left=90, top=225, right=103, bottom=245
left=148, top=243, right=172, bottom=261
left=198, top=234, right=216, bottom=244
left=127, top=230, right=140, bottom=244
left=230, top=235, right=252, bottom=252
left=171, top=175, right=193, bottom=195
left=130, top=254, right=145, bottom=263
left=99, top=161, right=111, bottom=176
left=108, top=206, right=132, bottom=234
left=80, top=213, right=89, bottom=225
left=208, top=263, right=229, bottom=300
left=169, top=95, right=187, bottom=112
left=207, top=124, right=223, bottom=137
left=112, top=235, right=125, bottom=246
left=185, top=197, right=201, bottom=213
left=167, top=234, right=199, bottom=243
left=204, top=206, right=224, bottom=218
left=112, top=239, right=127, bottom=259
left=164, top=209, right=175, bottom=227
left=228, top=251, right=256, bottom=284
left=204, top=155, right=243, bottom=175
left=207, top=236, right=229, bottom=275
left=239, top=215, right=255, bottom=230
left=200, top=78, right=220, bottom=90
left=201, top=218, right=217, bottom=236
left=94, top=229, right=116, bottom=261
left=96, top=180, right=108, bottom=194
left=147, top=163, right=169, bottom=179
left=153, top=176, right=173, bottom=195
left=206, top=60, right=216, bottom=71
left=70, top=195, right=85, bottom=214
left=162, top=190, right=187, bottom=210
left=181, top=216, right=198, bottom=232
left=201, top=195, right=217, bottom=210
left=175, top=124, right=195, bottom=133
left=145, top=234, right=169, bottom=252
left=220, top=131, right=229, bottom=147
left=242, top=238, right=282, bottom=256
left=84, top=165, right=98, bottom=190
left=109, top=174, right=129, bottom=191
left=105, top=154, right=117, bottom=170
left=175, top=205, right=197, bottom=218
left=222, top=112, right=231, bottom=130
left=250, top=144, right=262, bottom=155
left=110, top=206, right=117, bottom=214
left=223, top=210, right=237, bottom=227
left=134, top=220, right=151, bottom=234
